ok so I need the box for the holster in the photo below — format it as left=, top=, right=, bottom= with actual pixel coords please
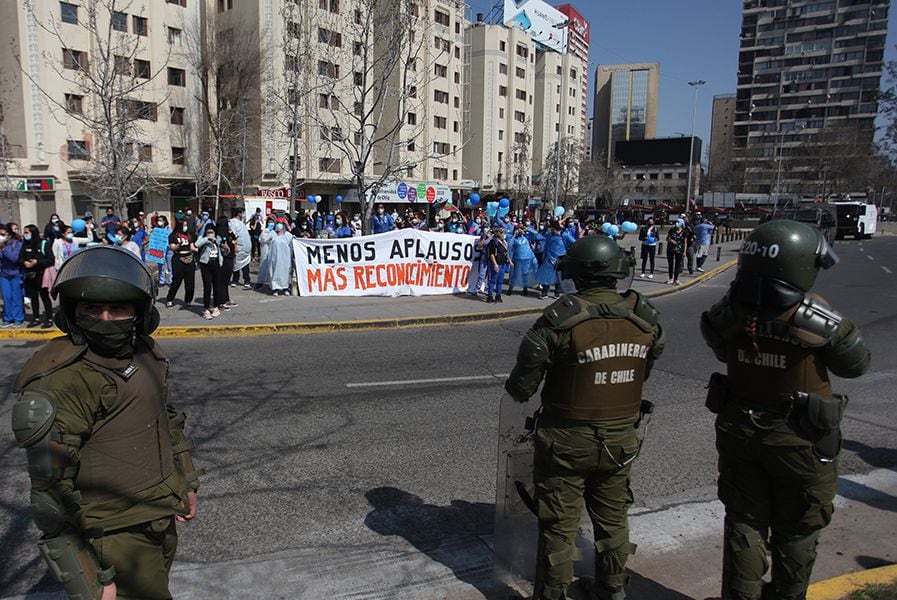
left=705, top=372, right=729, bottom=415
left=790, top=392, right=848, bottom=461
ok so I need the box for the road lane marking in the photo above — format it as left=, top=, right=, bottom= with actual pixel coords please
left=867, top=255, right=875, bottom=260
left=347, top=374, right=510, bottom=388
left=882, top=266, right=893, bottom=274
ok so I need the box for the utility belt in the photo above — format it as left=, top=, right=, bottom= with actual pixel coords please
left=108, top=516, right=173, bottom=540
left=705, top=372, right=847, bottom=462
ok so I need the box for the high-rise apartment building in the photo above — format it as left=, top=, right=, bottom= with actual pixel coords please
left=463, top=23, right=537, bottom=195
left=0, top=0, right=203, bottom=223
left=585, top=116, right=594, bottom=161
left=213, top=0, right=467, bottom=208
left=708, top=94, right=736, bottom=187
left=556, top=4, right=590, bottom=153
left=732, top=0, right=889, bottom=196
left=591, top=63, right=660, bottom=166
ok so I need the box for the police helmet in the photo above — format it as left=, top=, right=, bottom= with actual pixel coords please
left=52, top=245, right=160, bottom=336
left=734, top=220, right=838, bottom=308
left=557, top=236, right=634, bottom=284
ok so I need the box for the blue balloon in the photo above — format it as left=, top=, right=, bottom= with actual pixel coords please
left=621, top=221, right=638, bottom=233
left=499, top=197, right=510, bottom=209
left=336, top=195, right=343, bottom=203
left=498, top=206, right=510, bottom=218
left=601, top=222, right=612, bottom=233
left=71, top=219, right=86, bottom=233
left=465, top=199, right=473, bottom=207
left=486, top=202, right=499, bottom=218
left=607, top=224, right=620, bottom=237
left=646, top=236, right=656, bottom=245
left=469, top=193, right=481, bottom=205
left=554, top=206, right=565, bottom=218
left=307, top=196, right=316, bottom=203
left=676, top=218, right=685, bottom=228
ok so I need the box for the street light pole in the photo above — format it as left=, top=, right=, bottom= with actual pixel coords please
left=773, top=129, right=786, bottom=215
left=685, top=80, right=705, bottom=213
left=553, top=19, right=570, bottom=210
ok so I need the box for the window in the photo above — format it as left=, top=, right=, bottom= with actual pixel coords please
left=406, top=166, right=415, bottom=178
left=499, top=63, right=507, bottom=75
left=67, top=140, right=89, bottom=160
left=318, top=28, right=342, bottom=47
left=515, top=66, right=525, bottom=78
left=318, top=60, right=339, bottom=78
left=434, top=63, right=447, bottom=78
left=454, top=71, right=460, bottom=84
left=353, top=71, right=363, bottom=86
left=409, top=3, right=419, bottom=17
left=498, top=130, right=504, bottom=140
left=319, top=157, right=341, bottom=173
left=285, top=55, right=299, bottom=72
left=452, top=169, right=458, bottom=180
left=433, top=142, right=447, bottom=154
left=287, top=121, right=302, bottom=137
left=353, top=41, right=363, bottom=56
left=434, top=89, right=448, bottom=104
left=499, top=107, right=504, bottom=118
left=434, top=116, right=447, bottom=129
left=65, top=93, right=83, bottom=114
left=134, top=59, right=151, bottom=79
left=167, top=67, right=185, bottom=86
left=166, top=0, right=187, bottom=6
left=515, top=89, right=526, bottom=101
left=499, top=86, right=507, bottom=97
left=168, top=27, right=181, bottom=46
left=499, top=41, right=506, bottom=52
left=63, top=49, right=87, bottom=71
left=433, top=167, right=448, bottom=179
left=453, top=96, right=459, bottom=108
left=170, top=106, right=184, bottom=125
left=217, top=0, right=233, bottom=11
left=516, top=44, right=528, bottom=58
left=453, top=121, right=459, bottom=133
left=570, top=68, right=577, bottom=79
left=120, top=99, right=157, bottom=121
left=138, top=144, right=153, bottom=162
left=353, top=101, right=363, bottom=116
left=498, top=151, right=503, bottom=164
left=407, top=141, right=415, bottom=151
left=133, top=16, right=147, bottom=36
left=114, top=55, right=131, bottom=75
left=319, top=94, right=338, bottom=109
left=454, top=46, right=460, bottom=59
left=354, top=131, right=363, bottom=145
left=514, top=132, right=527, bottom=143
left=318, top=0, right=339, bottom=12
left=514, top=110, right=525, bottom=122
left=111, top=11, right=128, bottom=32
left=434, top=9, right=449, bottom=27
left=407, top=112, right=416, bottom=125
left=60, top=2, right=78, bottom=24
left=354, top=9, right=362, bottom=24
left=171, top=147, right=186, bottom=165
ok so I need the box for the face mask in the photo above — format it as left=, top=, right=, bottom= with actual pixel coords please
left=202, top=214, right=209, bottom=220
left=301, top=225, right=308, bottom=230
left=65, top=233, right=74, bottom=241
left=52, top=218, right=60, bottom=223
left=182, top=226, right=189, bottom=233
left=275, top=223, right=284, bottom=232
left=186, top=210, right=193, bottom=216
left=378, top=208, right=384, bottom=214
left=24, top=233, right=33, bottom=241
left=108, top=234, right=121, bottom=244
left=336, top=219, right=342, bottom=225
left=267, top=223, right=275, bottom=230
left=76, top=314, right=136, bottom=356
left=475, top=219, right=481, bottom=224
left=0, top=235, right=7, bottom=243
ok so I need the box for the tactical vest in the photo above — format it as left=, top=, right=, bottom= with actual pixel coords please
left=726, top=332, right=831, bottom=407
left=542, top=296, right=655, bottom=421
left=15, top=337, right=174, bottom=504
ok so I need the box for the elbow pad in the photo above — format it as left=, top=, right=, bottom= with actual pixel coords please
left=824, top=321, right=871, bottom=379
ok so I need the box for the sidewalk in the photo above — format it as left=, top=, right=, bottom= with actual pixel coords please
left=0, top=238, right=745, bottom=340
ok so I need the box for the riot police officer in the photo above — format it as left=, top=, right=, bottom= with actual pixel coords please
left=505, top=236, right=665, bottom=600
left=11, top=245, right=202, bottom=600
left=700, top=220, right=870, bottom=600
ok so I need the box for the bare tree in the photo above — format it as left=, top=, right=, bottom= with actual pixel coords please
left=540, top=136, right=583, bottom=209
left=0, top=68, right=14, bottom=222
left=19, top=0, right=171, bottom=217
left=504, top=119, right=532, bottom=208
left=580, top=151, right=632, bottom=210
left=185, top=21, right=262, bottom=215
left=306, top=0, right=465, bottom=233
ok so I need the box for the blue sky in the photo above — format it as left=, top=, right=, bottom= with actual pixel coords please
left=467, top=1, right=897, bottom=159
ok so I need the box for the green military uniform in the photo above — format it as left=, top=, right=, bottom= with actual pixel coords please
left=700, top=221, right=870, bottom=600
left=505, top=236, right=665, bottom=600
left=11, top=245, right=201, bottom=600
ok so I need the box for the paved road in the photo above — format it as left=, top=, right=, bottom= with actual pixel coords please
left=1, top=236, right=894, bottom=599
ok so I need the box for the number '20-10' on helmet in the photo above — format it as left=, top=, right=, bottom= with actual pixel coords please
left=734, top=220, right=838, bottom=308
left=51, top=245, right=160, bottom=336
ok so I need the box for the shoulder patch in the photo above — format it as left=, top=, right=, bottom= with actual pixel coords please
left=543, top=294, right=590, bottom=330
left=791, top=293, right=842, bottom=347
left=14, top=337, right=87, bottom=393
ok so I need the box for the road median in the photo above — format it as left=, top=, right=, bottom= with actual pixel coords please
left=808, top=564, right=897, bottom=600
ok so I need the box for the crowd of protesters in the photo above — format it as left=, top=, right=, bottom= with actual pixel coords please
left=0, top=203, right=715, bottom=325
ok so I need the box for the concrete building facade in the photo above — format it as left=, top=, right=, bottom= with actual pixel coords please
left=591, top=63, right=660, bottom=166
left=733, top=0, right=889, bottom=196
left=0, top=0, right=204, bottom=225
left=708, top=94, right=736, bottom=187
left=556, top=4, right=590, bottom=154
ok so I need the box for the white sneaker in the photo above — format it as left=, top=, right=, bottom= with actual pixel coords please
left=666, top=279, right=674, bottom=284
left=647, top=274, right=654, bottom=279
left=639, top=273, right=645, bottom=278
left=211, top=307, right=221, bottom=317
left=203, top=309, right=213, bottom=320
left=696, top=267, right=705, bottom=272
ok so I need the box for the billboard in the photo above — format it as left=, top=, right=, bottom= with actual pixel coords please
left=503, top=0, right=568, bottom=54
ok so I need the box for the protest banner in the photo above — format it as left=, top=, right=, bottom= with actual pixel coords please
left=146, top=227, right=171, bottom=264
left=293, top=229, right=477, bottom=297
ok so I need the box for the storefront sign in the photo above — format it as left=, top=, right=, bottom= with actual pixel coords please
left=293, top=229, right=475, bottom=297
left=16, top=178, right=55, bottom=192
left=371, top=181, right=451, bottom=204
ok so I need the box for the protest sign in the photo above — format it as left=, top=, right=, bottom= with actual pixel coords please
left=147, top=227, right=171, bottom=264
left=293, top=229, right=476, bottom=297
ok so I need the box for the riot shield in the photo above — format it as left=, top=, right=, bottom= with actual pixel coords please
left=493, top=391, right=597, bottom=596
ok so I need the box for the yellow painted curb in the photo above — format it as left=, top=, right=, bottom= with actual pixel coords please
left=808, top=564, right=897, bottom=599
left=0, top=259, right=737, bottom=341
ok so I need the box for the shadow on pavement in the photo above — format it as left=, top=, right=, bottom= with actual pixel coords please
left=837, top=477, right=897, bottom=513
left=627, top=570, right=695, bottom=600
left=363, top=486, right=524, bottom=599
left=842, top=439, right=897, bottom=471
left=854, top=555, right=896, bottom=570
